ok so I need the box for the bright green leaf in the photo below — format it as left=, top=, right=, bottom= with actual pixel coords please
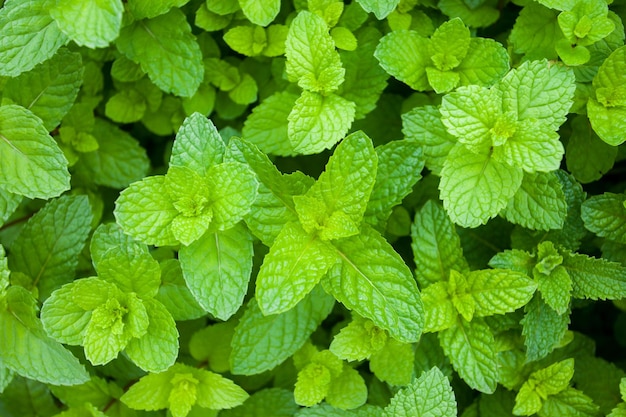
left=374, top=30, right=430, bottom=91
left=582, top=192, right=626, bottom=244
left=50, top=0, right=123, bottom=48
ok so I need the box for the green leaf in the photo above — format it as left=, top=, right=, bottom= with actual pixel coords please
left=50, top=0, right=122, bottom=48
left=439, top=317, right=498, bottom=393
left=422, top=281, right=457, bottom=333
left=2, top=48, right=83, bottom=131
left=356, top=0, right=399, bottom=19
left=540, top=388, right=600, bottom=417
left=323, top=225, right=424, bottom=343
left=326, top=366, right=368, bottom=409
left=0, top=246, right=8, bottom=295
left=40, top=278, right=107, bottom=346
left=256, top=222, right=337, bottom=315
left=125, top=0, right=190, bottom=19
left=330, top=315, right=387, bottom=361
left=364, top=140, right=424, bottom=231
left=0, top=286, right=89, bottom=385
left=498, top=60, right=575, bottom=131
left=125, top=299, right=178, bottom=372
left=189, top=321, right=235, bottom=373
left=219, top=388, right=298, bottom=417
left=105, top=89, right=146, bottom=123
left=581, top=193, right=626, bottom=244
left=563, top=252, right=626, bottom=300
left=411, top=200, right=469, bottom=287
left=402, top=105, right=457, bottom=175
left=96, top=247, right=161, bottom=299
left=565, top=115, right=617, bottom=184
left=382, top=367, right=456, bottom=417
left=75, top=118, right=150, bottom=189
left=307, top=131, right=377, bottom=227
left=0, top=0, right=68, bottom=77
left=0, top=190, right=21, bottom=227
left=238, top=0, right=280, bottom=26
left=0, top=105, right=70, bottom=199
left=114, top=176, right=179, bottom=247
left=465, top=269, right=536, bottom=317
left=223, top=25, right=268, bottom=57
left=156, top=259, right=205, bottom=321
left=288, top=91, right=356, bottom=155
left=116, top=9, right=203, bottom=97
left=369, top=338, right=415, bottom=386
left=10, top=195, right=92, bottom=300
left=515, top=358, right=575, bottom=416
left=509, top=4, right=561, bottom=60
left=588, top=46, right=626, bottom=145
left=429, top=18, right=470, bottom=72
left=374, top=30, right=430, bottom=91
left=179, top=224, right=253, bottom=320
left=195, top=368, right=249, bottom=410
left=170, top=113, right=226, bottom=176
left=207, top=162, right=258, bottom=231
left=534, top=247, right=571, bottom=315
left=439, top=144, right=523, bottom=228
left=285, top=11, right=345, bottom=94
left=455, top=38, right=510, bottom=87
left=439, top=85, right=499, bottom=150
left=120, top=369, right=171, bottom=411
left=294, top=362, right=331, bottom=407
left=438, top=0, right=500, bottom=28
left=521, top=295, right=570, bottom=361
left=502, top=172, right=568, bottom=231
left=230, top=286, right=335, bottom=375
left=242, top=91, right=299, bottom=156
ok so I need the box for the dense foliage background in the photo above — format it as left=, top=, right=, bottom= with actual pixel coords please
left=1, top=0, right=626, bottom=416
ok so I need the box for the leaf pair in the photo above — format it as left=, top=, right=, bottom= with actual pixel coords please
left=254, top=132, right=424, bottom=343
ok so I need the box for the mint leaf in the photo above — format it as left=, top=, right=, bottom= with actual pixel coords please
left=114, top=176, right=179, bottom=247
left=238, top=0, right=280, bottom=26
left=242, top=91, right=299, bottom=156
left=179, top=224, right=253, bottom=320
left=498, top=60, right=575, bottom=131
left=207, top=162, right=258, bottom=231
left=422, top=281, right=457, bottom=333
left=588, top=46, right=626, bottom=145
left=0, top=190, right=21, bottom=227
left=0, top=105, right=70, bottom=199
left=411, top=200, right=469, bottom=287
left=502, top=172, right=568, bottom=231
left=364, top=140, right=424, bottom=231
left=466, top=269, right=536, bottom=317
left=439, top=144, right=523, bottom=228
left=439, top=318, right=497, bottom=393
left=356, top=0, right=399, bottom=19
left=287, top=91, right=356, bottom=154
left=10, top=195, right=92, bottom=300
left=50, top=0, right=122, bottom=48
left=456, top=38, right=509, bottom=87
left=75, top=118, right=150, bottom=189
left=438, top=0, right=500, bottom=28
left=509, top=4, right=561, bottom=60
left=582, top=192, right=626, bottom=244
left=96, top=246, right=161, bottom=299
left=563, top=252, right=626, bottom=300
left=230, top=287, right=335, bottom=375
left=306, top=131, right=377, bottom=227
left=323, top=225, right=424, bottom=343
left=155, top=259, right=205, bottom=321
left=383, top=367, right=456, bottom=417
left=369, top=338, right=415, bottom=386
left=255, top=222, right=337, bottom=315
left=1, top=286, right=89, bottom=385
left=402, top=105, right=457, bottom=175
left=116, top=9, right=203, bottom=97
left=0, top=0, right=68, bottom=77
left=285, top=11, right=345, bottom=94
left=521, top=295, right=570, bottom=361
left=189, top=321, right=235, bottom=373
left=374, top=30, right=430, bottom=91
left=170, top=113, right=225, bottom=176
left=125, top=299, right=178, bottom=372
left=2, top=48, right=83, bottom=131
left=540, top=388, right=599, bottom=417
left=565, top=115, right=617, bottom=184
